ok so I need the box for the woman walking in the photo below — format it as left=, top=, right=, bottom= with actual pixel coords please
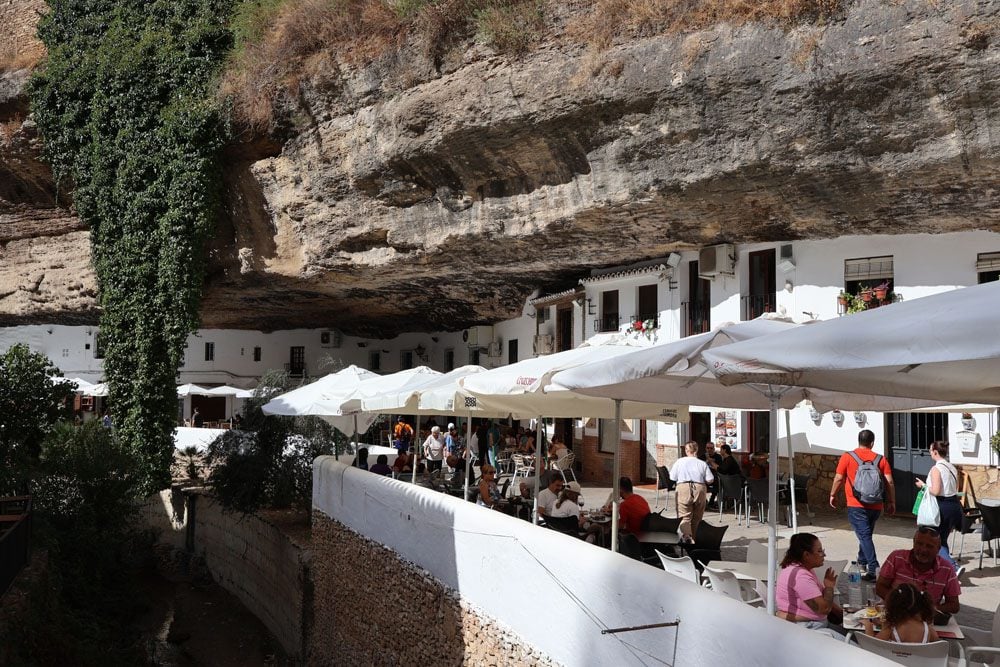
left=915, top=440, right=962, bottom=570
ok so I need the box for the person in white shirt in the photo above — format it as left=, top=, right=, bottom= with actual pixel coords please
left=670, top=441, right=715, bottom=543
left=536, top=476, right=565, bottom=517
left=423, top=425, right=446, bottom=473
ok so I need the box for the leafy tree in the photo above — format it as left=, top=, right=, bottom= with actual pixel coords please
left=30, top=0, right=235, bottom=494
left=207, top=370, right=346, bottom=513
left=0, top=344, right=74, bottom=495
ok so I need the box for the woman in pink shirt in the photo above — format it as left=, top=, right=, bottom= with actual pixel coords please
left=777, top=533, right=845, bottom=634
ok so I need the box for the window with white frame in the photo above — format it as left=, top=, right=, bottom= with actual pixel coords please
left=976, top=251, right=1000, bottom=284
left=204, top=342, right=215, bottom=361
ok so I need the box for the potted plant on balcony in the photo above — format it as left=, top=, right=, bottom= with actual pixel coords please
left=873, top=281, right=890, bottom=301
left=837, top=291, right=850, bottom=308
left=859, top=286, right=873, bottom=303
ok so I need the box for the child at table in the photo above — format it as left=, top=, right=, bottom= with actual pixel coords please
left=862, top=583, right=939, bottom=643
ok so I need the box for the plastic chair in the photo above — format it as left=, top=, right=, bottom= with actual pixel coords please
left=960, top=598, right=1000, bottom=664
left=702, top=565, right=763, bottom=606
left=747, top=478, right=770, bottom=524
left=717, top=473, right=747, bottom=525
left=853, top=633, right=961, bottom=667
left=656, top=551, right=699, bottom=584
left=682, top=521, right=728, bottom=566
left=977, top=500, right=1000, bottom=570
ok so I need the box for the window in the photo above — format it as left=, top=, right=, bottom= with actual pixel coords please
left=537, top=306, right=550, bottom=323
left=597, top=418, right=617, bottom=454
left=443, top=348, right=455, bottom=372
left=401, top=350, right=414, bottom=370
left=508, top=339, right=518, bottom=365
left=288, top=346, right=305, bottom=377
left=744, top=249, right=776, bottom=320
left=204, top=342, right=215, bottom=361
left=369, top=351, right=381, bottom=371
left=253, top=346, right=261, bottom=362
left=684, top=261, right=710, bottom=335
left=469, top=347, right=480, bottom=365
left=977, top=252, right=1000, bottom=284
left=598, top=290, right=619, bottom=332
left=637, top=284, right=658, bottom=325
left=62, top=348, right=69, bottom=358
left=844, top=256, right=894, bottom=302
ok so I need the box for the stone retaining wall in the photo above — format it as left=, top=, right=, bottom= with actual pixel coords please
left=142, top=489, right=310, bottom=660
left=310, top=512, right=557, bottom=667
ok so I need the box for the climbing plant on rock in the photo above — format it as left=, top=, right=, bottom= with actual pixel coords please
left=30, top=0, right=234, bottom=493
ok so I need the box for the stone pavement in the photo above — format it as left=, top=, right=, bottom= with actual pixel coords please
left=577, top=483, right=999, bottom=632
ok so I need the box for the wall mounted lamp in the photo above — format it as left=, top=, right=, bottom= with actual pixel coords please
left=414, top=344, right=427, bottom=360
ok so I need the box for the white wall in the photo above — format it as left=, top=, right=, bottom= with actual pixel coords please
left=313, top=458, right=892, bottom=667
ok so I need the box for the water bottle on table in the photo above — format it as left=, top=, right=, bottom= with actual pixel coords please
left=847, top=561, right=863, bottom=609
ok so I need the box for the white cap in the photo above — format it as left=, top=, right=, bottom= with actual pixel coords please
left=448, top=423, right=456, bottom=429
left=567, top=482, right=582, bottom=492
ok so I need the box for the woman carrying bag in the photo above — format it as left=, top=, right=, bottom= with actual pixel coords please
left=915, top=440, right=962, bottom=569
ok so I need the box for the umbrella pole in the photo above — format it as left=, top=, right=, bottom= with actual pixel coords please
left=786, top=409, right=798, bottom=533
left=411, top=412, right=420, bottom=485
left=767, top=391, right=779, bottom=616
left=533, top=416, right=543, bottom=525
left=352, top=414, right=358, bottom=454
left=611, top=399, right=622, bottom=554
left=464, top=414, right=473, bottom=502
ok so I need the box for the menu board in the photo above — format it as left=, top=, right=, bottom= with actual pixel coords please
left=714, top=410, right=739, bottom=449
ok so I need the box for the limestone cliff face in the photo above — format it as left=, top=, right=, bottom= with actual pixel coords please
left=2, top=0, right=999, bottom=335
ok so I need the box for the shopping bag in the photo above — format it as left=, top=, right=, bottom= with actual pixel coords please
left=916, top=489, right=941, bottom=527
left=911, top=487, right=925, bottom=515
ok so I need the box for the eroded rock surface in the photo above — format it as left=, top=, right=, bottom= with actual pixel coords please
left=3, top=0, right=999, bottom=335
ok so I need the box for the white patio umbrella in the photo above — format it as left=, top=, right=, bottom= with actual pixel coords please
left=463, top=335, right=688, bottom=531
left=177, top=383, right=214, bottom=397
left=553, top=318, right=950, bottom=613
left=82, top=382, right=109, bottom=397
left=55, top=377, right=94, bottom=391
left=261, top=365, right=381, bottom=439
left=704, top=281, right=1000, bottom=405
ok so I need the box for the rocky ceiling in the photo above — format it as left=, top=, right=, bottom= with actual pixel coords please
left=1, top=0, right=998, bottom=337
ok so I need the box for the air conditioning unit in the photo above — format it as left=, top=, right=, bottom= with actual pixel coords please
left=533, top=334, right=554, bottom=355
left=487, top=340, right=502, bottom=358
left=699, top=244, right=736, bottom=278
left=320, top=330, right=342, bottom=348
left=462, top=325, right=494, bottom=347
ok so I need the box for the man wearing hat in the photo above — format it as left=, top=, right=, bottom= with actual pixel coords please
left=445, top=422, right=461, bottom=455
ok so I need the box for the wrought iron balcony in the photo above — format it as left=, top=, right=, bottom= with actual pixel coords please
left=284, top=362, right=307, bottom=378
left=631, top=313, right=659, bottom=330
left=741, top=294, right=776, bottom=321
left=681, top=301, right=710, bottom=336
left=594, top=314, right=621, bottom=333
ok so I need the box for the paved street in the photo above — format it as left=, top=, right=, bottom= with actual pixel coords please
left=577, top=483, right=999, bottom=631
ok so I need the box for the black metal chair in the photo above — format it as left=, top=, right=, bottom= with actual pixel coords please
left=717, top=473, right=747, bottom=525
left=654, top=465, right=674, bottom=508
left=747, top=478, right=769, bottom=524
left=977, top=500, right=1000, bottom=570
left=542, top=514, right=585, bottom=539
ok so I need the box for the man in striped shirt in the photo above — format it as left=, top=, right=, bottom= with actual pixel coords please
left=875, top=526, right=961, bottom=614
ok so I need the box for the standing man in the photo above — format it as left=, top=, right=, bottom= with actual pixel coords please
left=393, top=417, right=413, bottom=454
left=670, top=441, right=714, bottom=543
left=704, top=442, right=724, bottom=509
left=830, top=429, right=896, bottom=581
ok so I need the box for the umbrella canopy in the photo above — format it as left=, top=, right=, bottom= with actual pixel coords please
left=203, top=385, right=245, bottom=396
left=360, top=365, right=501, bottom=416
left=704, top=281, right=1000, bottom=405
left=82, top=382, right=109, bottom=397
left=261, top=365, right=382, bottom=437
left=177, top=383, right=213, bottom=397
left=55, top=377, right=94, bottom=391
left=461, top=337, right=688, bottom=421
left=338, top=366, right=443, bottom=416
left=261, top=365, right=378, bottom=416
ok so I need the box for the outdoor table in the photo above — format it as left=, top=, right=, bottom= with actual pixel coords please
left=842, top=611, right=964, bottom=640
left=709, top=560, right=776, bottom=582
left=634, top=531, right=680, bottom=547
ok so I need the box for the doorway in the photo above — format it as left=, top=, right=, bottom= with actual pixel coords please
left=689, top=412, right=711, bottom=447
left=637, top=420, right=655, bottom=484
left=556, top=306, right=573, bottom=352
left=746, top=411, right=770, bottom=454
left=885, top=412, right=948, bottom=512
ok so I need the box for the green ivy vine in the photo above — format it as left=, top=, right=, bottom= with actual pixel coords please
left=30, top=0, right=234, bottom=493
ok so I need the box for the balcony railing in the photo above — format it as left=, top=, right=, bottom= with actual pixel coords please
left=681, top=301, right=710, bottom=336
left=284, top=362, right=308, bottom=378
left=594, top=314, right=621, bottom=333
left=741, top=294, right=776, bottom=321
left=631, top=313, right=659, bottom=330
left=0, top=496, right=32, bottom=597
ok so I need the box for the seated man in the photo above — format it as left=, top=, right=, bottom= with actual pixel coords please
left=392, top=448, right=413, bottom=475
left=618, top=476, right=650, bottom=534
left=369, top=454, right=393, bottom=476
left=875, top=526, right=961, bottom=615
left=536, top=476, right=565, bottom=517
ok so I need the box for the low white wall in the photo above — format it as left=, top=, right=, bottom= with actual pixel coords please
left=313, top=456, right=893, bottom=666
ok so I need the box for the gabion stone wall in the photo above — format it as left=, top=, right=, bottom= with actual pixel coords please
left=310, top=511, right=559, bottom=667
